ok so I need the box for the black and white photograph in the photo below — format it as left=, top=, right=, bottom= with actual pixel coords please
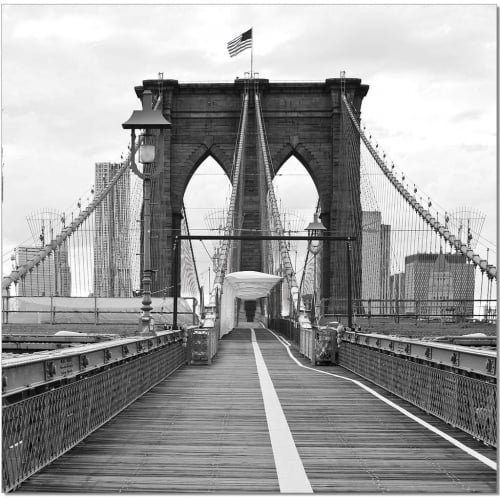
left=1, top=2, right=497, bottom=495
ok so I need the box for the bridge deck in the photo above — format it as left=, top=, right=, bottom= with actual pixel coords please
left=17, top=327, right=497, bottom=494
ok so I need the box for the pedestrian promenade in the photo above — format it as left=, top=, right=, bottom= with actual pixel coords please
left=17, top=326, right=497, bottom=494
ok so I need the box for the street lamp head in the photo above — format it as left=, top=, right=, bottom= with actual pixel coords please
left=122, top=90, right=171, bottom=130
left=138, top=134, right=156, bottom=163
left=123, top=89, right=171, bottom=166
left=305, top=214, right=326, bottom=255
left=305, top=213, right=326, bottom=237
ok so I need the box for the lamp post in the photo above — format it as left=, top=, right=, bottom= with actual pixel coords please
left=346, top=241, right=353, bottom=330
left=122, top=90, right=171, bottom=336
left=305, top=214, right=326, bottom=327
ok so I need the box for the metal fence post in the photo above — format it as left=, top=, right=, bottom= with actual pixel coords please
left=173, top=237, right=180, bottom=330
left=50, top=295, right=55, bottom=324
left=94, top=296, right=98, bottom=325
left=347, top=242, right=353, bottom=329
left=3, top=296, right=8, bottom=324
left=311, top=329, right=316, bottom=365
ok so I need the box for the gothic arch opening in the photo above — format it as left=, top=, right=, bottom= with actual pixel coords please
left=273, top=155, right=318, bottom=287
left=183, top=156, right=231, bottom=305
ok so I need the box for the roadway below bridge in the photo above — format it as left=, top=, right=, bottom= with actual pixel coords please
left=16, top=326, right=497, bottom=494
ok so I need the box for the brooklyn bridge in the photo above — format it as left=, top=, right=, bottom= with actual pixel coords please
left=2, top=73, right=496, bottom=493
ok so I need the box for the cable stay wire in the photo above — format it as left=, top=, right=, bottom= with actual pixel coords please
left=207, top=82, right=250, bottom=309
left=341, top=93, right=496, bottom=282
left=3, top=95, right=166, bottom=294
left=254, top=85, right=300, bottom=311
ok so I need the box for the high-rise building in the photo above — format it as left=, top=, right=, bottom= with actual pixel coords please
left=380, top=223, right=391, bottom=313
left=404, top=252, right=475, bottom=318
left=56, top=241, right=72, bottom=295
left=14, top=242, right=71, bottom=296
left=361, top=211, right=391, bottom=314
left=389, top=272, right=405, bottom=314
left=14, top=209, right=72, bottom=297
left=482, top=304, right=497, bottom=322
left=93, top=162, right=133, bottom=297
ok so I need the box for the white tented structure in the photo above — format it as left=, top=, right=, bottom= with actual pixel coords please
left=219, top=271, right=282, bottom=337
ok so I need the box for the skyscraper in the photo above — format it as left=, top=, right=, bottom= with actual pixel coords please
left=93, top=162, right=133, bottom=297
left=361, top=211, right=391, bottom=314
left=14, top=210, right=72, bottom=297
left=14, top=241, right=71, bottom=297
left=389, top=271, right=405, bottom=315
left=404, top=252, right=475, bottom=318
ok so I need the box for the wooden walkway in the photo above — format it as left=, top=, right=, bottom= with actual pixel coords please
left=17, top=327, right=497, bottom=494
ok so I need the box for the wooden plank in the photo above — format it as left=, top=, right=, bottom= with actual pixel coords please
left=17, top=327, right=497, bottom=494
left=18, top=328, right=279, bottom=494
left=255, top=328, right=497, bottom=494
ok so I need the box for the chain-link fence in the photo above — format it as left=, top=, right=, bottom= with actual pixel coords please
left=2, top=340, right=185, bottom=492
left=339, top=342, right=496, bottom=447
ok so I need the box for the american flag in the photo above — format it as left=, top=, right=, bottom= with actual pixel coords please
left=227, top=28, right=252, bottom=57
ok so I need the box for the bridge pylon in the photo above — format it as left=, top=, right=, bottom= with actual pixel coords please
left=134, top=76, right=369, bottom=313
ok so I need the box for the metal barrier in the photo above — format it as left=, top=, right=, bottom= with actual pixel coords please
left=270, top=319, right=338, bottom=366
left=268, top=318, right=300, bottom=345
left=338, top=335, right=497, bottom=447
left=299, top=328, right=314, bottom=360
left=188, top=327, right=218, bottom=365
left=2, top=332, right=186, bottom=492
left=299, top=327, right=338, bottom=365
left=338, top=331, right=496, bottom=377
left=2, top=296, right=198, bottom=326
left=270, top=318, right=496, bottom=447
left=320, top=298, right=497, bottom=323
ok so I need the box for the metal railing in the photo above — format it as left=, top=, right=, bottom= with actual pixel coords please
left=2, top=296, right=198, bottom=327
left=269, top=318, right=300, bottom=346
left=339, top=342, right=496, bottom=447
left=2, top=333, right=186, bottom=492
left=269, top=317, right=496, bottom=447
left=318, top=298, right=497, bottom=325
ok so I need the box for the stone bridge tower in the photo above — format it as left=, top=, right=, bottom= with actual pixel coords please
left=133, top=77, right=368, bottom=310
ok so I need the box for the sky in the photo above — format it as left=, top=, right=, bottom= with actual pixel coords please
left=1, top=3, right=497, bottom=294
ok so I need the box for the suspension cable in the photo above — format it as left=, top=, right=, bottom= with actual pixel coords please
left=341, top=94, right=496, bottom=282
left=3, top=95, right=164, bottom=294
left=207, top=85, right=250, bottom=308
left=181, top=202, right=202, bottom=299
left=254, top=90, right=299, bottom=310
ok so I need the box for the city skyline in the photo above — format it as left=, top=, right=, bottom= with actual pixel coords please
left=2, top=4, right=496, bottom=296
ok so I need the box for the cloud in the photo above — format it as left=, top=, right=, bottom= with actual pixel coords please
left=1, top=4, right=496, bottom=282
left=453, top=110, right=485, bottom=122
left=11, top=14, right=112, bottom=43
left=256, top=5, right=496, bottom=81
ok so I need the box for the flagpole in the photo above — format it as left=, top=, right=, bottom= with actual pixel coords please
left=250, top=32, right=253, bottom=79
left=251, top=45, right=253, bottom=79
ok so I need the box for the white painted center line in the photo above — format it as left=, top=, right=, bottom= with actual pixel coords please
left=250, top=329, right=313, bottom=494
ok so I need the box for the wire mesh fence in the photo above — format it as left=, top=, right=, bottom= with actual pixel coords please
left=2, top=340, right=186, bottom=492
left=339, top=342, right=496, bottom=447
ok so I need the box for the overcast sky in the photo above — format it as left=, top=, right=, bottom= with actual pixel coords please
left=1, top=3, right=497, bottom=286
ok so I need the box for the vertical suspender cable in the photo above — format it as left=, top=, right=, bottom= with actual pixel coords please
left=182, top=202, right=202, bottom=300
left=3, top=159, right=132, bottom=292
left=254, top=91, right=299, bottom=310
left=80, top=218, right=86, bottom=296
left=341, top=94, right=496, bottom=281
left=208, top=87, right=249, bottom=308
